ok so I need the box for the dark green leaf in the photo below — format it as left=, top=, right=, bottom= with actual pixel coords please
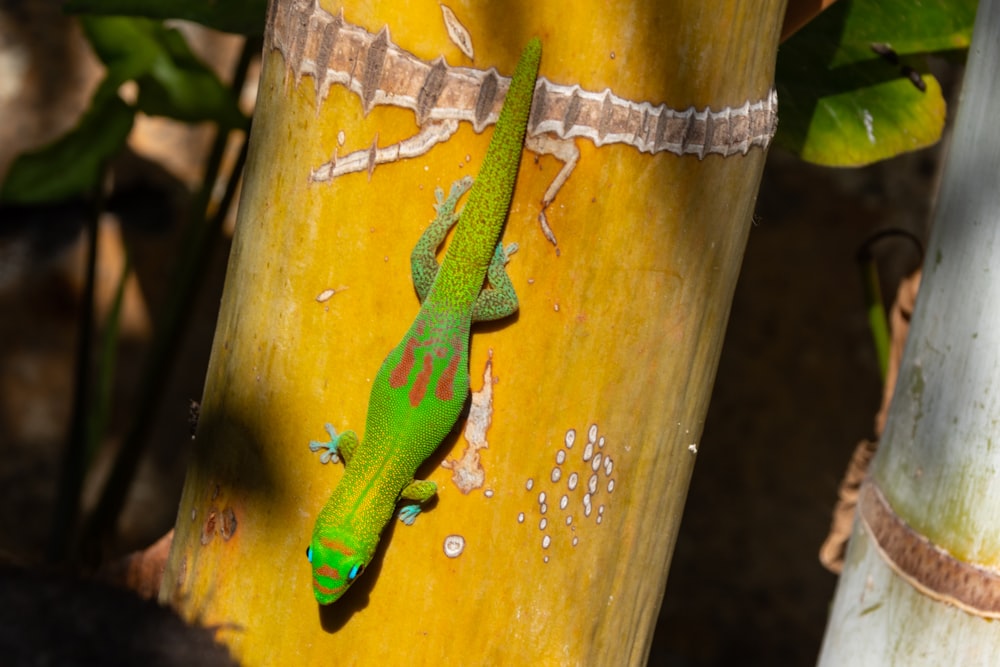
left=65, top=0, right=267, bottom=36
left=1, top=91, right=134, bottom=204
left=776, top=0, right=976, bottom=166
left=83, top=16, right=245, bottom=128
left=81, top=15, right=159, bottom=79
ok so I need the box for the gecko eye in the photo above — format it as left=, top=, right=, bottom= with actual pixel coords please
left=347, top=564, right=364, bottom=581
left=306, top=546, right=313, bottom=563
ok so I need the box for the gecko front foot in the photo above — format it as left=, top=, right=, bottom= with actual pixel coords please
left=308, top=423, right=341, bottom=464
left=397, top=479, right=437, bottom=525
left=398, top=505, right=422, bottom=526
left=309, top=424, right=360, bottom=465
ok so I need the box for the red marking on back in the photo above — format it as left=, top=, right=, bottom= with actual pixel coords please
left=390, top=335, right=419, bottom=388
left=409, top=352, right=434, bottom=406
left=436, top=351, right=460, bottom=401
left=320, top=538, right=355, bottom=557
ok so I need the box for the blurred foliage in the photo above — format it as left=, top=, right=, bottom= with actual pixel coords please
left=65, top=0, right=268, bottom=37
left=1, top=16, right=246, bottom=204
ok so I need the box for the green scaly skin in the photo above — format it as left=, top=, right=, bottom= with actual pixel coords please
left=306, top=38, right=541, bottom=605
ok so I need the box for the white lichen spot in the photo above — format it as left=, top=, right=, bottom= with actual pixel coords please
left=337, top=130, right=346, bottom=146
left=484, top=489, right=494, bottom=498
left=526, top=478, right=534, bottom=491
left=542, top=535, right=551, bottom=549
left=520, top=421, right=619, bottom=559
left=688, top=443, right=698, bottom=455
left=191, top=509, right=196, bottom=521
left=553, top=303, right=560, bottom=312
left=517, top=512, right=525, bottom=523
left=316, top=288, right=336, bottom=302
left=442, top=353, right=495, bottom=493
left=443, top=534, right=465, bottom=558
left=543, top=555, right=549, bottom=563
left=439, top=4, right=474, bottom=59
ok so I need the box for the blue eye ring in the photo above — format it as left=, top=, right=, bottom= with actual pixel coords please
left=348, top=564, right=363, bottom=581
left=306, top=546, right=313, bottom=563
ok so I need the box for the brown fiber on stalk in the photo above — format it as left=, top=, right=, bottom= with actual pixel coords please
left=860, top=481, right=1000, bottom=617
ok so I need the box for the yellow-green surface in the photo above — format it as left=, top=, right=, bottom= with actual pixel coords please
left=160, top=1, right=784, bottom=663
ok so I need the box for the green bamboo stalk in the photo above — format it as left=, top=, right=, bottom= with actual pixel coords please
left=818, top=0, right=1000, bottom=663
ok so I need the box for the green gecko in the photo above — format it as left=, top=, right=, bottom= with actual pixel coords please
left=306, top=38, right=541, bottom=605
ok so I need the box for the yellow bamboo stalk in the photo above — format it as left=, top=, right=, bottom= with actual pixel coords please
left=160, top=0, right=784, bottom=663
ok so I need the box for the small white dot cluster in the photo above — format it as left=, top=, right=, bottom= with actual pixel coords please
left=519, top=423, right=617, bottom=561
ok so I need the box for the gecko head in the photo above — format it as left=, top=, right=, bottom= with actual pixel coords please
left=306, top=529, right=369, bottom=605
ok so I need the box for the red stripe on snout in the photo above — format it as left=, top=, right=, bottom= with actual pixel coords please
left=320, top=539, right=355, bottom=557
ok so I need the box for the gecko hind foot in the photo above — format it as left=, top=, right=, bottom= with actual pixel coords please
left=433, top=176, right=474, bottom=216
left=500, top=242, right=518, bottom=264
